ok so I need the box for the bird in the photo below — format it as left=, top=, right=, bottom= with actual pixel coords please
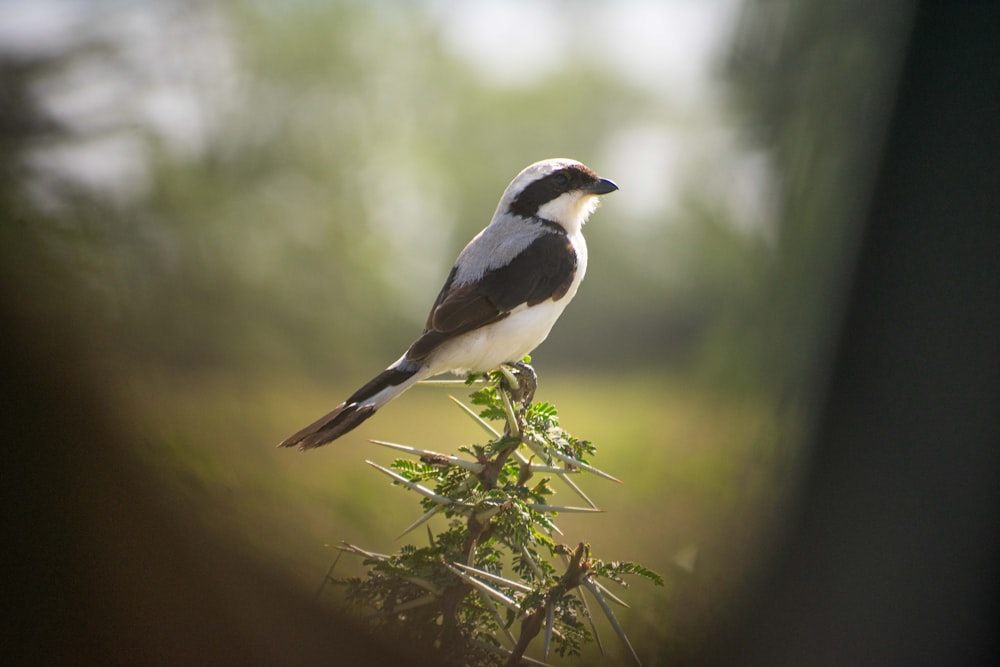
left=279, top=158, right=618, bottom=450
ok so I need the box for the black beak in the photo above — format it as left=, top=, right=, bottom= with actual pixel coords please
left=585, top=178, right=619, bottom=195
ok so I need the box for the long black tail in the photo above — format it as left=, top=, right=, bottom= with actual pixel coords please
left=278, top=364, right=424, bottom=450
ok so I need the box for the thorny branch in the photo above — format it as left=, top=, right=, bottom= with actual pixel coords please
left=331, top=367, right=664, bottom=666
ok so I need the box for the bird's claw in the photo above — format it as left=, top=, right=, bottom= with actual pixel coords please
left=501, top=361, right=537, bottom=408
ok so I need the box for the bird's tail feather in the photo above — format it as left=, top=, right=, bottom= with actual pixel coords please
left=278, top=360, right=429, bottom=450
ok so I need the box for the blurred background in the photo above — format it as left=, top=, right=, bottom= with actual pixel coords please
left=2, top=0, right=916, bottom=664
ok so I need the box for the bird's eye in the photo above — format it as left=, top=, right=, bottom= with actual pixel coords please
left=553, top=172, right=569, bottom=187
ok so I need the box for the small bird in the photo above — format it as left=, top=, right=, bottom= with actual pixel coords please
left=279, top=158, right=618, bottom=449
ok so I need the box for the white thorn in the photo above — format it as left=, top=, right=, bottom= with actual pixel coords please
left=582, top=577, right=642, bottom=666
left=448, top=394, right=502, bottom=438
left=365, top=460, right=454, bottom=506
left=369, top=439, right=484, bottom=473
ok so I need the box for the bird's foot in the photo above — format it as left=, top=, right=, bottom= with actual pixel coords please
left=500, top=361, right=537, bottom=408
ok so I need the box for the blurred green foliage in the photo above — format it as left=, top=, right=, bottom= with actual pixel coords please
left=724, top=0, right=911, bottom=399
left=1, top=0, right=907, bottom=397
left=30, top=1, right=657, bottom=376
left=1, top=1, right=749, bottom=380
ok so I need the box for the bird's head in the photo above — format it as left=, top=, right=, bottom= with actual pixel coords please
left=500, top=158, right=618, bottom=235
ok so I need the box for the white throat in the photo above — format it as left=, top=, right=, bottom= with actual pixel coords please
left=535, top=192, right=601, bottom=236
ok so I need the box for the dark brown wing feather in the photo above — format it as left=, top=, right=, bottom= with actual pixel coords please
left=406, top=231, right=576, bottom=363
